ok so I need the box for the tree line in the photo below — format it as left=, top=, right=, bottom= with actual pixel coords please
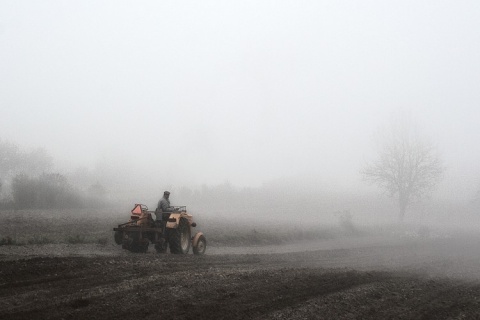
left=0, top=139, right=106, bottom=210
left=2, top=113, right=479, bottom=218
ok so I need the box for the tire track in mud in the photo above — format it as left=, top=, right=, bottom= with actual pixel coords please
left=261, top=275, right=480, bottom=319
left=180, top=269, right=390, bottom=320
left=389, top=280, right=480, bottom=320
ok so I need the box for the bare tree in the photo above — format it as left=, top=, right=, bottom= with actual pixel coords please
left=362, top=116, right=444, bottom=221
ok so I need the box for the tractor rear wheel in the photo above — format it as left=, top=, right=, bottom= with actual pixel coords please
left=169, top=218, right=191, bottom=254
left=193, top=235, right=207, bottom=255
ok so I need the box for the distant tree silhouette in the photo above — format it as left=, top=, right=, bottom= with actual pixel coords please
left=11, top=174, right=36, bottom=209
left=0, top=139, right=52, bottom=187
left=362, top=115, right=444, bottom=221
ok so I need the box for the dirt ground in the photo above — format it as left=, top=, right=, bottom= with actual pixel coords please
left=2, top=235, right=480, bottom=320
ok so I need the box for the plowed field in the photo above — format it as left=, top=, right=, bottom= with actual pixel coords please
left=2, top=235, right=480, bottom=319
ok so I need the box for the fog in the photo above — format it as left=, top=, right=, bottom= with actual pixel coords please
left=1, top=1, right=479, bottom=221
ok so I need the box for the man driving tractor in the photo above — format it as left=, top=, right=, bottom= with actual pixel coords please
left=155, top=191, right=174, bottom=232
left=113, top=191, right=207, bottom=254
left=157, top=191, right=173, bottom=213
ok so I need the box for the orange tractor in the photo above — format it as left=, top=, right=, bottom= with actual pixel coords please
left=113, top=204, right=206, bottom=254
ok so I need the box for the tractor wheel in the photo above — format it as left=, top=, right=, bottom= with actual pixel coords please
left=169, top=218, right=191, bottom=254
left=114, top=230, right=123, bottom=245
left=193, top=235, right=207, bottom=255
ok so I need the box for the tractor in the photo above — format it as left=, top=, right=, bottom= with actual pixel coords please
left=113, top=204, right=206, bottom=254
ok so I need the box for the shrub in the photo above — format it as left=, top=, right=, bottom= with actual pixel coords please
left=66, top=234, right=86, bottom=244
left=335, top=210, right=358, bottom=235
left=0, top=236, right=13, bottom=245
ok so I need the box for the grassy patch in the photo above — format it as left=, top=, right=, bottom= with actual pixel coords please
left=96, top=237, right=108, bottom=245
left=203, top=224, right=339, bottom=246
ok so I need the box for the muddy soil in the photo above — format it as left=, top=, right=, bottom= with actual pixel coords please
left=2, top=235, right=480, bottom=319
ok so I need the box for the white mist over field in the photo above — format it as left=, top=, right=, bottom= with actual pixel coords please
left=1, top=1, right=479, bottom=224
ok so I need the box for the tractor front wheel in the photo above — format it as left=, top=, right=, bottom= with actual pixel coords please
left=193, top=235, right=207, bottom=255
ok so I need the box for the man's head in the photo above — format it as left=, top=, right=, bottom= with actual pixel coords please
left=164, top=191, right=170, bottom=198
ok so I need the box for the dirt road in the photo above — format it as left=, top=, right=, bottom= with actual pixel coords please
left=2, top=236, right=480, bottom=319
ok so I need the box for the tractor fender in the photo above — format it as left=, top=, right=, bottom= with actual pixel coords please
left=165, top=213, right=181, bottom=229
left=192, top=232, right=204, bottom=248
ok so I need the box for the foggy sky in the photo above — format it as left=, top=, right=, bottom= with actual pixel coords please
left=1, top=1, right=479, bottom=198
